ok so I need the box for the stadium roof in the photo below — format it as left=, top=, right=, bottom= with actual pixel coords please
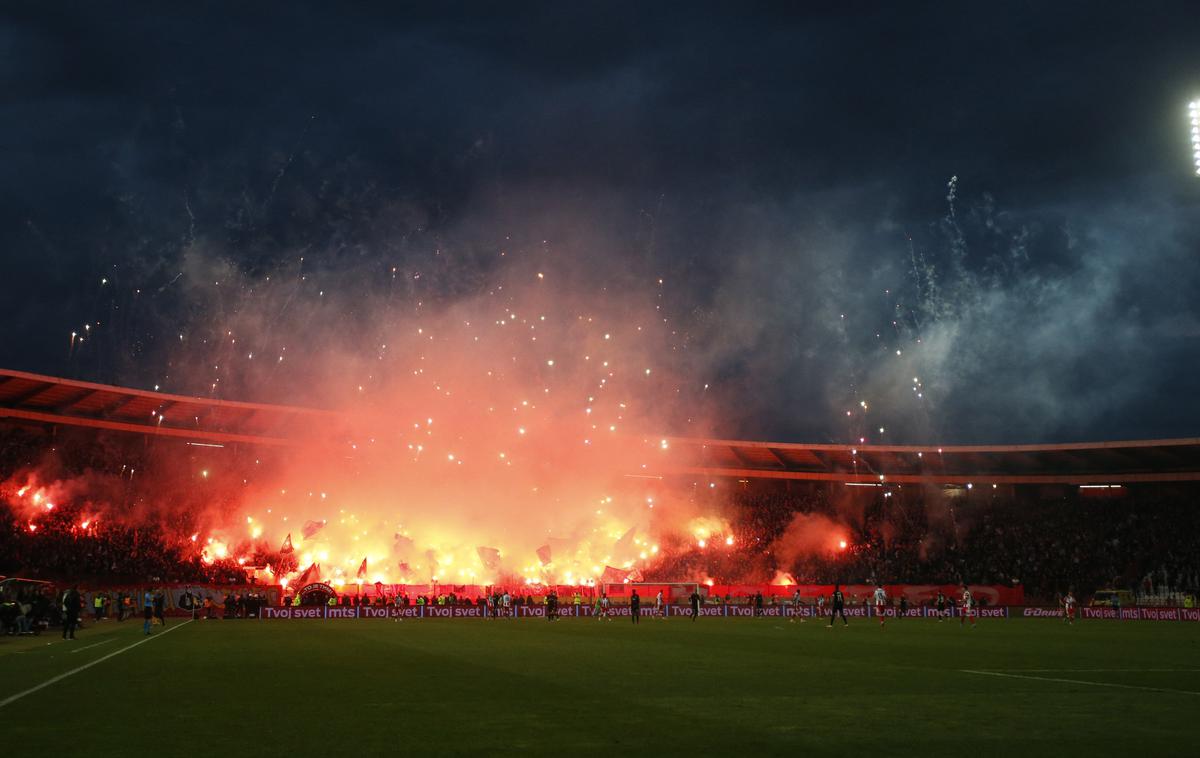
left=2, top=368, right=1199, bottom=483
left=656, top=437, right=1200, bottom=485
left=0, top=368, right=337, bottom=447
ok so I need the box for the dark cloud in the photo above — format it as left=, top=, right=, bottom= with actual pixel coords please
left=1, top=2, right=1199, bottom=443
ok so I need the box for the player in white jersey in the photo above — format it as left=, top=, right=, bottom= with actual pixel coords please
left=790, top=589, right=806, bottom=623
left=873, top=585, right=887, bottom=628
left=597, top=593, right=610, bottom=621
left=655, top=590, right=664, bottom=620
left=502, top=591, right=511, bottom=619
left=1062, top=590, right=1076, bottom=625
left=960, top=584, right=976, bottom=627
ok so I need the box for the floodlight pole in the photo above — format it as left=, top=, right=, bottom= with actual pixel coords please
left=1190, top=100, right=1200, bottom=176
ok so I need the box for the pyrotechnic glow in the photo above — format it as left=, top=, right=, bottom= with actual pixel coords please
left=771, top=571, right=796, bottom=586
left=0, top=256, right=756, bottom=591
left=838, top=540, right=847, bottom=550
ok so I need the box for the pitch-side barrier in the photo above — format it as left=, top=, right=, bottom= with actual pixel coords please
left=256, top=605, right=1200, bottom=621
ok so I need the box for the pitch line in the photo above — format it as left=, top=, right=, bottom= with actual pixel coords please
left=960, top=669, right=1200, bottom=696
left=68, top=638, right=116, bottom=654
left=0, top=620, right=192, bottom=709
left=994, top=668, right=1200, bottom=673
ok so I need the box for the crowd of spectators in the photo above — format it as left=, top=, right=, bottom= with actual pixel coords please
left=0, top=500, right=253, bottom=585
left=646, top=485, right=1200, bottom=602
left=959, top=494, right=1200, bottom=601
left=0, top=428, right=263, bottom=586
left=4, top=427, right=1199, bottom=604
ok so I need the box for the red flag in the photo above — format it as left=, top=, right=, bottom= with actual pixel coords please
left=356, top=557, right=367, bottom=579
left=295, top=562, right=317, bottom=586
left=536, top=545, right=552, bottom=565
left=615, top=526, right=637, bottom=552
left=280, top=533, right=294, bottom=553
left=476, top=546, right=501, bottom=570
left=302, top=520, right=326, bottom=539
left=600, top=565, right=630, bottom=585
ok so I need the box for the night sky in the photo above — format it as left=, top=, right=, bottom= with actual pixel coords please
left=2, top=3, right=1199, bottom=444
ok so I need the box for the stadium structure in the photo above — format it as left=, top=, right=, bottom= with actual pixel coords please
left=3, top=367, right=1199, bottom=486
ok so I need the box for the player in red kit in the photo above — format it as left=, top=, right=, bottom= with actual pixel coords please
left=872, top=584, right=887, bottom=628
left=1063, top=590, right=1076, bottom=625
left=960, top=584, right=976, bottom=628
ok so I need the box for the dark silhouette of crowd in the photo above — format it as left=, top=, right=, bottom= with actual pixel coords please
left=646, top=484, right=1200, bottom=602
left=4, top=427, right=1199, bottom=604
left=0, top=503, right=238, bottom=585
left=0, top=428, right=272, bottom=586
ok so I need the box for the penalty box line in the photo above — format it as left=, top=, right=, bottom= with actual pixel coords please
left=0, top=619, right=194, bottom=710
left=960, top=669, right=1200, bottom=697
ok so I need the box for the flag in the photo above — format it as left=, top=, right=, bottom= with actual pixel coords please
left=356, top=557, right=367, bottom=579
left=295, top=562, right=318, bottom=587
left=302, top=520, right=326, bottom=539
left=476, top=546, right=501, bottom=570
left=536, top=545, right=552, bottom=565
left=600, top=565, right=630, bottom=585
left=615, top=526, right=637, bottom=553
left=279, top=533, right=294, bottom=553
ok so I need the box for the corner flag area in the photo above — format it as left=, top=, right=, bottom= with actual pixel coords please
left=3, top=617, right=1197, bottom=754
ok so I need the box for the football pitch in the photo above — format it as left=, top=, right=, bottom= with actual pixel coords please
left=3, top=615, right=1197, bottom=755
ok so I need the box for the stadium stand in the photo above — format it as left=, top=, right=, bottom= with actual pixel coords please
left=2, top=369, right=1199, bottom=605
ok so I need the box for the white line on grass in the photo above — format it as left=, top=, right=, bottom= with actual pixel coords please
left=0, top=620, right=192, bottom=709
left=68, top=638, right=115, bottom=654
left=994, top=668, right=1200, bottom=673
left=960, top=669, right=1200, bottom=696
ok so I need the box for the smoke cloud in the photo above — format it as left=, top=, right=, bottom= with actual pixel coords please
left=3, top=5, right=1200, bottom=583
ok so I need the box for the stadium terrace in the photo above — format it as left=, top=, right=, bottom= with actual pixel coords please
left=3, top=368, right=1198, bottom=615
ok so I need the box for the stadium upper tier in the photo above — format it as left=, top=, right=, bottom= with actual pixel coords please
left=0, top=367, right=338, bottom=446
left=2, top=367, right=1198, bottom=484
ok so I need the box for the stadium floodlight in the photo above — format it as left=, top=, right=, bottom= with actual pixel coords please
left=1191, top=99, right=1200, bottom=175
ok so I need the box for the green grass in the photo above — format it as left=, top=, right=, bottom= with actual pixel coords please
left=3, top=615, right=1198, bottom=755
